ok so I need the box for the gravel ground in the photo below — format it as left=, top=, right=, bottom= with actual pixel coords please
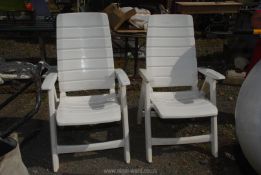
left=0, top=74, right=254, bottom=175
left=0, top=39, right=257, bottom=175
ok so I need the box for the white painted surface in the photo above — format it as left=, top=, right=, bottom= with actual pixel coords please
left=152, top=135, right=211, bottom=145
left=57, top=140, right=124, bottom=154
left=138, top=14, right=224, bottom=162
left=146, top=15, right=197, bottom=88
left=56, top=13, right=115, bottom=92
left=151, top=91, right=218, bottom=118
left=57, top=94, right=121, bottom=126
left=115, top=69, right=131, bottom=86
left=42, top=13, right=131, bottom=172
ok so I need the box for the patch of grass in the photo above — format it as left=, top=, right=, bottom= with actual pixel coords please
left=0, top=0, right=25, bottom=11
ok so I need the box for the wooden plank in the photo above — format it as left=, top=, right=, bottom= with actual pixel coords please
left=176, top=1, right=242, bottom=14
left=176, top=2, right=242, bottom=6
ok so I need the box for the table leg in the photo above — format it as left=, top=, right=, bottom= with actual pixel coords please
left=134, top=37, right=139, bottom=77
left=124, top=37, right=129, bottom=73
left=77, top=0, right=80, bottom=12
left=38, top=36, right=46, bottom=62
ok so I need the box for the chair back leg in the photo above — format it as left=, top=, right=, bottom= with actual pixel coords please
left=137, top=83, right=145, bottom=124
left=145, top=108, right=152, bottom=163
left=120, top=86, right=131, bottom=163
left=211, top=115, right=218, bottom=158
left=50, top=114, right=59, bottom=172
left=144, top=83, right=152, bottom=162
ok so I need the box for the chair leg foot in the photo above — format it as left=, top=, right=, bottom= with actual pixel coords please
left=211, top=115, right=218, bottom=158
left=125, top=153, right=131, bottom=164
left=145, top=109, right=152, bottom=163
left=137, top=115, right=142, bottom=125
left=146, top=148, right=153, bottom=163
left=50, top=116, right=59, bottom=172
left=212, top=151, right=218, bottom=158
left=124, top=143, right=131, bottom=164
left=52, top=153, right=59, bottom=172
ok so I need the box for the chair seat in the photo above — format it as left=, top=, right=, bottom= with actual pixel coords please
left=56, top=93, right=121, bottom=126
left=151, top=91, right=218, bottom=119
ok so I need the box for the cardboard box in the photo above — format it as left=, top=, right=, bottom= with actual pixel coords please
left=104, top=3, right=136, bottom=31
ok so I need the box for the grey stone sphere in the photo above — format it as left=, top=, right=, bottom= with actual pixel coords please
left=236, top=61, right=261, bottom=174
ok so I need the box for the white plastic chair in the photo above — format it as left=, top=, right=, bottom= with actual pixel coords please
left=137, top=14, right=225, bottom=163
left=41, top=13, right=130, bottom=172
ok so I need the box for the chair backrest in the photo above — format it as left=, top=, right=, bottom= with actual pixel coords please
left=56, top=13, right=115, bottom=92
left=146, top=14, right=198, bottom=88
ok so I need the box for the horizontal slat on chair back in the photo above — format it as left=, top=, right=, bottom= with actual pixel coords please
left=56, top=13, right=115, bottom=92
left=146, top=15, right=198, bottom=88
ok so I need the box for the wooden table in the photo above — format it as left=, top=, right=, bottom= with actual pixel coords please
left=176, top=1, right=242, bottom=14
left=112, top=29, right=146, bottom=77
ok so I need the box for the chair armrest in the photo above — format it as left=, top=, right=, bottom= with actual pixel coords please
left=198, top=67, right=225, bottom=80
left=198, top=68, right=224, bottom=105
left=139, top=69, right=151, bottom=83
left=115, top=69, right=130, bottom=86
left=41, top=73, right=57, bottom=90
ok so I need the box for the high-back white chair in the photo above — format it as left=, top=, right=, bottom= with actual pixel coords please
left=137, top=14, right=225, bottom=162
left=42, top=13, right=130, bottom=172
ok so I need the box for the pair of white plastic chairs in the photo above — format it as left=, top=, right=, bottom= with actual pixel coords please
left=42, top=12, right=225, bottom=172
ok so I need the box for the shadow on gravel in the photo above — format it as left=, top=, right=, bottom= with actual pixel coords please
left=0, top=106, right=257, bottom=175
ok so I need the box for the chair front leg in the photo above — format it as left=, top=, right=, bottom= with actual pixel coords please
left=137, top=82, right=145, bottom=124
left=120, top=85, right=131, bottom=163
left=203, top=77, right=218, bottom=157
left=209, top=78, right=217, bottom=105
left=48, top=88, right=59, bottom=172
left=144, top=82, right=152, bottom=163
left=202, top=77, right=217, bottom=105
